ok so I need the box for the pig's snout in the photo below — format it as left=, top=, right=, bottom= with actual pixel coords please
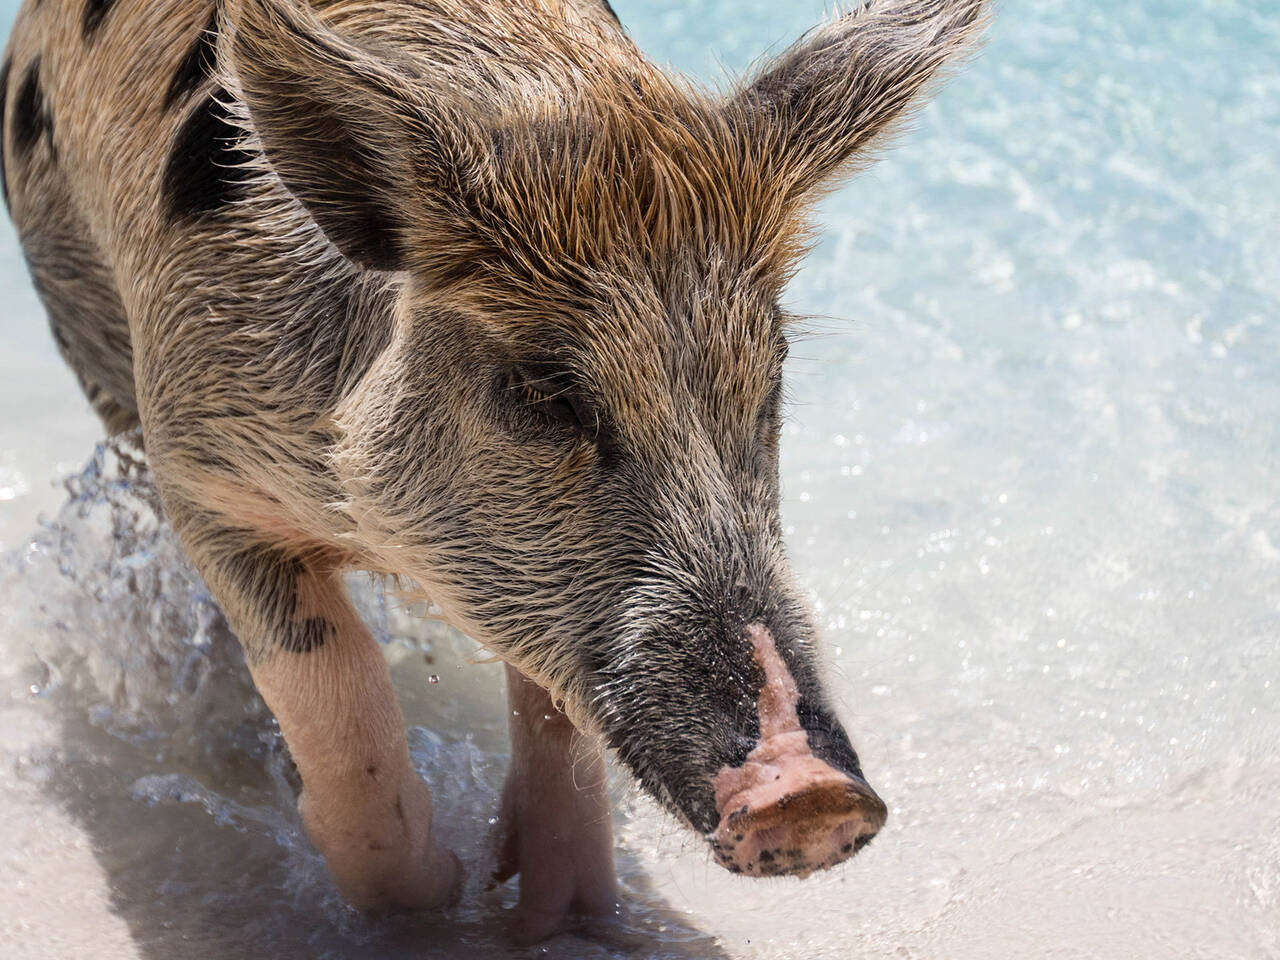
left=708, top=624, right=887, bottom=878
left=709, top=740, right=886, bottom=877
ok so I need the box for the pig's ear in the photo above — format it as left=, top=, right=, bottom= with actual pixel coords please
left=734, top=0, right=989, bottom=201
left=221, top=0, right=487, bottom=271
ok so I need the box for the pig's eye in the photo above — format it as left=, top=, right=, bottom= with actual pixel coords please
left=757, top=334, right=789, bottom=437
left=508, top=363, right=595, bottom=437
left=758, top=377, right=784, bottom=434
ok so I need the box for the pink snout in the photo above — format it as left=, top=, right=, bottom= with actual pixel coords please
left=710, top=731, right=886, bottom=877
left=709, top=624, right=887, bottom=878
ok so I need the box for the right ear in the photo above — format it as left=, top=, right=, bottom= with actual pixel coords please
left=221, top=0, right=486, bottom=271
left=732, top=0, right=990, bottom=204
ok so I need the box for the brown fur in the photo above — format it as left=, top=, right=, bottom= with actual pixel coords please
left=2, top=0, right=989, bottom=928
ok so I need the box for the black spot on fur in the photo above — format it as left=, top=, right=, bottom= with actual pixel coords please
left=164, top=8, right=219, bottom=110
left=13, top=58, right=54, bottom=159
left=213, top=543, right=310, bottom=653
left=210, top=546, right=341, bottom=655
left=0, top=58, right=11, bottom=210
left=82, top=0, right=118, bottom=38
left=283, top=616, right=332, bottom=654
left=164, top=88, right=254, bottom=224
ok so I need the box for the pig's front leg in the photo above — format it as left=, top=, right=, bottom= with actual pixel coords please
left=182, top=530, right=460, bottom=911
left=494, top=664, right=618, bottom=944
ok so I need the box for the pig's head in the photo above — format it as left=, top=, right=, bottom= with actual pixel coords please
left=225, top=0, right=988, bottom=876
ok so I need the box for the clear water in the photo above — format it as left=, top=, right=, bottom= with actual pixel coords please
left=2, top=1, right=1278, bottom=958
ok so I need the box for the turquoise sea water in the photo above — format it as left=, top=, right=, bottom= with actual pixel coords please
left=1, top=2, right=1277, bottom=958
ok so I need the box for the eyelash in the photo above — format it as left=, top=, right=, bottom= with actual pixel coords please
left=760, top=336, right=789, bottom=428
left=504, top=356, right=782, bottom=447
left=759, top=378, right=783, bottom=427
left=508, top=364, right=594, bottom=436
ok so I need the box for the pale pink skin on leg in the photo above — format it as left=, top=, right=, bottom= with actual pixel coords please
left=710, top=624, right=886, bottom=877
left=251, top=570, right=460, bottom=911
left=494, top=664, right=618, bottom=945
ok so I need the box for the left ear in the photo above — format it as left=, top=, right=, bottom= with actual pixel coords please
left=732, top=0, right=990, bottom=201
left=221, top=0, right=491, bottom=272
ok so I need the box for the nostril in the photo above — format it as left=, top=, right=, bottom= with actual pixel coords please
left=709, top=767, right=887, bottom=879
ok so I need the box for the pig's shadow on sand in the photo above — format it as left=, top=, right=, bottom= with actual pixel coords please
left=39, top=620, right=733, bottom=960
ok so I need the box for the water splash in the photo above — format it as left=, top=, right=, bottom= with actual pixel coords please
left=0, top=441, right=726, bottom=958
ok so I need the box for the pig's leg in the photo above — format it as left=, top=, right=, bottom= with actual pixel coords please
left=191, top=537, right=459, bottom=910
left=494, top=665, right=617, bottom=944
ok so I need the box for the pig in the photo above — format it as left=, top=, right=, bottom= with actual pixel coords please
left=0, top=0, right=988, bottom=942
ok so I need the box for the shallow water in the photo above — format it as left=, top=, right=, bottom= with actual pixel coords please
left=2, top=1, right=1278, bottom=958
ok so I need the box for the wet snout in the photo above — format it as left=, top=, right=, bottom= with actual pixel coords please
left=709, top=624, right=887, bottom=878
